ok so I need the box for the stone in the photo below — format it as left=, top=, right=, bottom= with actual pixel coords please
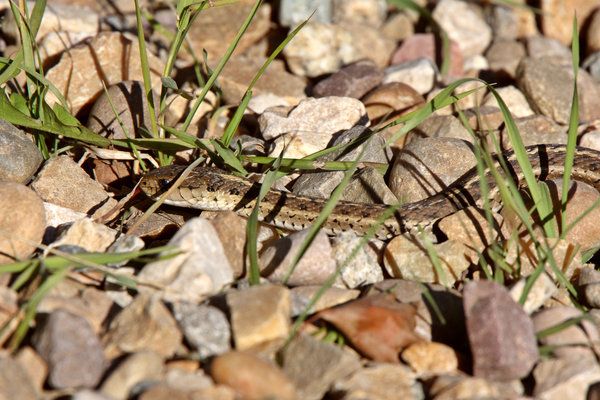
left=260, top=229, right=337, bottom=286
left=100, top=351, right=164, bottom=400
left=525, top=35, right=572, bottom=60
left=438, top=207, right=504, bottom=254
left=31, top=156, right=117, bottom=217
left=227, top=284, right=290, bottom=350
left=389, top=137, right=476, bottom=203
left=518, top=57, right=600, bottom=124
left=103, top=293, right=182, bottom=358
left=499, top=114, right=565, bottom=147
left=463, top=280, right=538, bottom=381
left=485, top=39, right=526, bottom=79
left=489, top=3, right=537, bottom=40
left=432, top=0, right=492, bottom=58
left=401, top=341, right=459, bottom=376
left=331, top=0, right=387, bottom=27
left=290, top=285, right=360, bottom=317
left=281, top=333, right=361, bottom=400
left=45, top=32, right=164, bottom=114
left=430, top=375, right=524, bottom=399
left=172, top=302, right=231, bottom=359
left=481, top=85, right=534, bottom=118
left=533, top=306, right=599, bottom=350
left=211, top=351, right=297, bottom=400
left=383, top=58, right=437, bottom=95
left=534, top=356, right=600, bottom=399
left=462, top=106, right=505, bottom=132
left=279, top=0, right=332, bottom=27
left=87, top=80, right=157, bottom=139
left=381, top=11, right=414, bottom=42
left=0, top=119, right=43, bottom=184
left=333, top=363, right=423, bottom=400
left=48, top=218, right=117, bottom=253
left=384, top=235, right=471, bottom=286
left=33, top=309, right=107, bottom=389
left=209, top=211, right=247, bottom=279
left=0, top=182, right=45, bottom=263
left=15, top=346, right=47, bottom=391
left=412, top=114, right=472, bottom=143
left=540, top=0, right=598, bottom=46
left=331, top=231, right=384, bottom=288
left=137, top=218, right=234, bottom=303
left=312, top=59, right=383, bottom=99
left=390, top=33, right=463, bottom=78
left=362, top=82, right=424, bottom=124
left=342, top=167, right=398, bottom=206
left=584, top=52, right=600, bottom=83
left=0, top=355, right=39, bottom=400
left=509, top=272, right=557, bottom=314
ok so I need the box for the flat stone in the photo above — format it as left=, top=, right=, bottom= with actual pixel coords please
left=533, top=306, right=599, bottom=350
left=331, top=231, right=384, bottom=288
left=290, top=285, right=360, bottom=317
left=331, top=0, right=387, bottom=27
left=48, top=218, right=117, bottom=253
left=481, top=85, right=534, bottom=118
left=211, top=351, right=297, bottom=400
left=0, top=119, right=43, bottom=183
left=172, top=302, right=231, bottom=359
left=31, top=156, right=117, bottom=217
left=534, top=356, right=600, bottom=399
left=0, top=355, right=39, bottom=400
left=45, top=32, right=164, bottom=114
left=412, top=114, right=472, bottom=143
left=485, top=39, right=526, bottom=79
left=390, top=33, right=463, bottom=78
left=489, top=3, right=537, bottom=40
left=525, top=35, right=572, bottom=60
left=103, top=293, right=182, bottom=358
left=279, top=0, right=332, bottom=27
left=137, top=218, right=234, bottom=303
left=463, top=280, right=538, bottom=381
left=438, top=207, right=504, bottom=254
left=227, top=284, right=290, bottom=350
left=0, top=182, right=45, bottom=263
left=342, top=167, right=398, bottom=206
left=363, top=82, right=425, bottom=124
left=100, top=351, right=164, bottom=400
left=430, top=375, right=524, bottom=399
left=401, top=341, right=459, bottom=376
left=210, top=212, right=247, bottom=279
left=312, top=59, right=383, bottom=99
left=281, top=333, right=361, bottom=400
left=383, top=58, right=437, bottom=95
left=499, top=114, right=565, bottom=147
left=33, top=309, right=107, bottom=389
left=381, top=11, right=414, bottom=42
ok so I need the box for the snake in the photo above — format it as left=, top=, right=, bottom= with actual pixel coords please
left=138, top=144, right=600, bottom=240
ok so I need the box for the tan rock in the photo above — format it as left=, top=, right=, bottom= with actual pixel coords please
left=401, top=341, right=459, bottom=376
left=540, top=0, right=598, bottom=46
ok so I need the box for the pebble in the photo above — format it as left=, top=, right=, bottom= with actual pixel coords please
left=331, top=231, right=384, bottom=288
left=485, top=39, right=526, bottom=79
left=0, top=355, right=39, bottom=400
left=209, top=212, right=248, bottom=279
left=0, top=182, right=45, bottom=263
left=45, top=32, right=164, bottom=114
left=388, top=137, right=477, bottom=203
left=382, top=58, right=438, bottom=95
left=489, top=3, right=537, bottom=40
left=533, top=356, right=600, bottom=400
left=137, top=218, right=234, bottom=303
left=390, top=33, right=463, bottom=78
left=481, top=85, right=534, bottom=118
left=533, top=306, right=599, bottom=349
left=100, top=351, right=164, bottom=400
left=462, top=105, right=505, bottom=132
left=172, top=302, right=231, bottom=359
left=211, top=351, right=297, bottom=400
left=290, top=285, right=360, bottom=317
left=463, top=280, right=538, bottom=380
left=0, top=119, right=43, bottom=183
left=588, top=9, right=600, bottom=54
left=260, top=229, right=337, bottom=286
left=412, top=114, right=471, bottom=143
left=15, top=346, right=47, bottom=391
left=227, top=284, right=290, bottom=350
left=334, top=363, right=423, bottom=400
left=279, top=0, right=332, bottom=27
left=33, top=309, right=107, bottom=389
left=429, top=375, right=524, bottom=399
left=401, top=341, right=458, bottom=376
left=540, top=0, right=598, bottom=46
left=332, top=0, right=387, bottom=27
left=312, top=59, right=383, bottom=99
left=509, top=272, right=557, bottom=314
left=584, top=52, right=600, bottom=82
left=103, top=293, right=182, bottom=358
left=31, top=156, right=117, bottom=217
left=342, top=167, right=398, bottom=205
left=281, top=333, right=361, bottom=400
left=525, top=35, right=572, bottom=60
left=362, top=82, right=424, bottom=124
left=432, top=0, right=492, bottom=58
left=437, top=207, right=505, bottom=255
left=499, top=114, right=565, bottom=147
left=48, top=218, right=117, bottom=253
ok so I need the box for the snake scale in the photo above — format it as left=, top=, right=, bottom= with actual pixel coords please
left=138, top=144, right=600, bottom=240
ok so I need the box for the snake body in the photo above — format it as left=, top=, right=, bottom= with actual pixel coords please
left=139, top=145, right=600, bottom=240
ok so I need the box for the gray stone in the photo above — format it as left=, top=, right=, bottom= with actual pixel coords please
left=0, top=119, right=43, bottom=184
left=331, top=231, right=383, bottom=288
left=312, top=59, right=383, bottom=99
left=290, top=285, right=360, bottom=316
left=412, top=115, right=472, bottom=142
left=583, top=51, right=600, bottom=82
left=534, top=356, right=600, bottom=399
left=332, top=0, right=387, bottom=27
left=33, top=309, right=107, bottom=389
left=525, top=35, right=572, bottom=60
left=500, top=114, right=565, bottom=147
left=464, top=280, right=538, bottom=381
left=342, top=167, right=397, bottom=206
left=481, top=85, right=534, bottom=118
left=334, top=363, right=423, bottom=399
left=485, top=39, right=526, bottom=79
left=172, top=302, right=231, bottom=358
left=383, top=58, right=437, bottom=95
left=279, top=0, right=332, bottom=27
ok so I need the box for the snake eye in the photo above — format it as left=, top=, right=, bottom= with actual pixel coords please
left=159, top=178, right=172, bottom=187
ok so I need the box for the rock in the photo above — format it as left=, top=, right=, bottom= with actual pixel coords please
left=0, top=355, right=39, bottom=400
left=33, top=309, right=107, bottom=389
left=388, top=137, right=476, bottom=203
left=412, top=114, right=472, bottom=143
left=488, top=3, right=537, bottom=40
left=341, top=167, right=398, bottom=206
left=331, top=231, right=384, bottom=288
left=261, top=229, right=337, bottom=286
left=533, top=356, right=600, bottom=399
left=463, top=280, right=538, bottom=381
left=227, top=284, right=290, bottom=350
left=0, top=119, right=43, bottom=183
left=31, top=156, right=118, bottom=217
left=137, top=218, right=234, bottom=303
left=0, top=286, right=18, bottom=344
left=279, top=0, right=332, bottom=27
left=87, top=81, right=157, bottom=139
left=100, top=351, right=164, bottom=400
left=481, top=85, right=534, bottom=118
left=401, top=341, right=459, bottom=376
left=210, top=212, right=247, bottom=279
left=382, top=58, right=438, bottom=95
left=438, top=207, right=505, bottom=254
left=499, top=114, right=565, bottom=147
left=290, top=285, right=360, bottom=317
left=584, top=52, right=600, bottom=83
left=525, top=35, right=572, bottom=60
left=312, top=59, right=383, bottom=99
left=104, top=293, right=182, bottom=358
left=331, top=0, right=387, bottom=27
left=381, top=11, right=414, bottom=42
left=362, top=82, right=424, bottom=125
left=384, top=235, right=471, bottom=286
left=533, top=306, right=599, bottom=351
left=48, top=218, right=117, bottom=253
left=540, top=0, right=598, bottom=46
left=390, top=33, right=463, bottom=78
left=334, top=363, right=423, bottom=400
left=432, top=0, right=492, bottom=58
left=429, top=375, right=524, bottom=399
left=281, top=333, right=361, bottom=400
left=517, top=57, right=600, bottom=124
left=509, top=272, right=557, bottom=314
left=15, top=346, right=47, bottom=391
left=211, top=351, right=297, bottom=400
left=0, top=182, right=45, bottom=263
left=172, top=302, right=231, bottom=359
left=485, top=39, right=526, bottom=79
left=186, top=1, right=271, bottom=63
left=462, top=106, right=505, bottom=131
left=45, top=32, right=164, bottom=114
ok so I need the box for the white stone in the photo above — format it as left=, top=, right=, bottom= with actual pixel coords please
left=383, top=58, right=437, bottom=95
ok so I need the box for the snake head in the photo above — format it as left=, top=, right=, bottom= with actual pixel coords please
left=138, top=165, right=186, bottom=199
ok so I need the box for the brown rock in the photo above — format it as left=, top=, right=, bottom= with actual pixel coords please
left=401, top=341, right=459, bottom=376
left=485, top=39, right=526, bottom=79
left=15, top=347, right=47, bottom=391
left=464, top=280, right=538, bottom=381
left=0, top=355, right=39, bottom=400
left=363, top=82, right=424, bottom=124
left=540, top=0, right=598, bottom=46
left=438, top=207, right=505, bottom=253
left=0, top=182, right=45, bottom=263
left=100, top=351, right=165, bottom=399
left=211, top=351, right=297, bottom=400
left=210, top=211, right=247, bottom=279
left=587, top=8, right=600, bottom=54
left=313, top=59, right=383, bottom=99
left=334, top=363, right=422, bottom=399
